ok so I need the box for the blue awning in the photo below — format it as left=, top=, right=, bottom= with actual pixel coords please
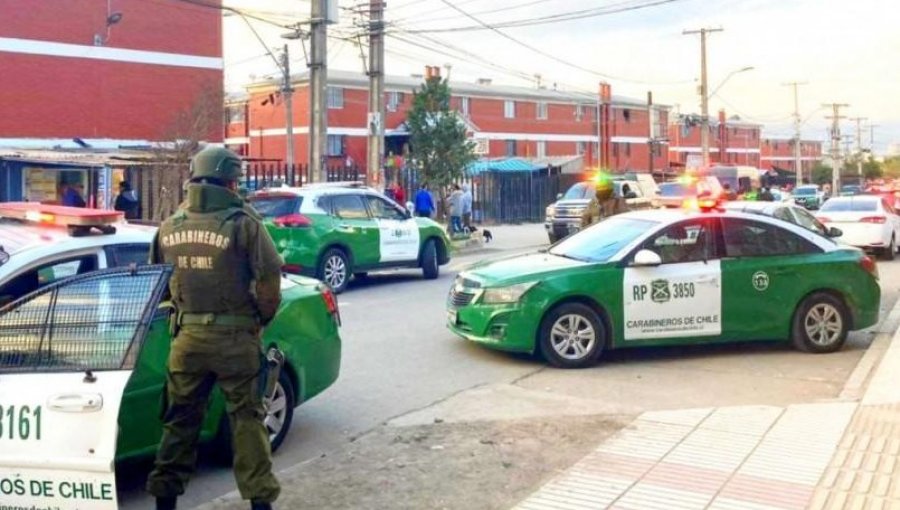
left=467, top=158, right=542, bottom=175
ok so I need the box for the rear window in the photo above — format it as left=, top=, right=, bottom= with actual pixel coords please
left=248, top=196, right=303, bottom=218
left=819, top=198, right=877, bottom=212
left=794, top=187, right=817, bottom=196
left=562, top=182, right=594, bottom=200
left=659, top=183, right=687, bottom=197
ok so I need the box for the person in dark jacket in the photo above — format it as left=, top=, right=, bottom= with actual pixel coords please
left=61, top=182, right=86, bottom=207
left=114, top=181, right=141, bottom=219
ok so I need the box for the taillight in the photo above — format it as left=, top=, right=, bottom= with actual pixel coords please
left=320, top=286, right=340, bottom=324
left=274, top=214, right=311, bottom=228
left=817, top=216, right=832, bottom=223
left=859, top=255, right=878, bottom=279
left=282, top=264, right=303, bottom=274
left=860, top=216, right=887, bottom=224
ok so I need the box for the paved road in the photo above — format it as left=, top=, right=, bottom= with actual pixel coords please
left=119, top=225, right=900, bottom=509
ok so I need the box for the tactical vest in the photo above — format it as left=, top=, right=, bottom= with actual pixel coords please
left=158, top=206, right=257, bottom=318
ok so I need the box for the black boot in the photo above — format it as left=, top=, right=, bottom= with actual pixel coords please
left=156, top=496, right=177, bottom=510
left=250, top=502, right=272, bottom=510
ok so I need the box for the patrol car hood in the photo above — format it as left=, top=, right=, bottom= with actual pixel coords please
left=466, top=251, right=587, bottom=285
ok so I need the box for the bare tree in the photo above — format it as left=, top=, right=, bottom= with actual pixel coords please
left=148, top=88, right=224, bottom=221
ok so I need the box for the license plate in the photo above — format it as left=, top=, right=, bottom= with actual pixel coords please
left=448, top=309, right=457, bottom=325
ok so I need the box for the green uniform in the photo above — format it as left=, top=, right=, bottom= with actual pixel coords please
left=580, top=196, right=628, bottom=227
left=146, top=183, right=284, bottom=503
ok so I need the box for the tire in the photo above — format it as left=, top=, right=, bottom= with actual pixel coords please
left=791, top=292, right=849, bottom=354
left=880, top=236, right=895, bottom=261
left=538, top=303, right=605, bottom=369
left=317, top=248, right=350, bottom=294
left=210, top=369, right=297, bottom=465
left=422, top=239, right=439, bottom=280
left=354, top=272, right=368, bottom=280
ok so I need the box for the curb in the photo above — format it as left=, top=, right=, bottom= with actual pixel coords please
left=838, top=296, right=900, bottom=401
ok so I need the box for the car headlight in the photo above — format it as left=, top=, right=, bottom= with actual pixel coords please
left=482, top=282, right=538, bottom=304
left=545, top=205, right=556, bottom=218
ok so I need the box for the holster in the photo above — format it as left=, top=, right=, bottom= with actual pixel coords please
left=259, top=347, right=285, bottom=399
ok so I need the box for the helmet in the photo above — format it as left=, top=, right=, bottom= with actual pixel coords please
left=594, top=173, right=613, bottom=200
left=189, top=146, right=243, bottom=182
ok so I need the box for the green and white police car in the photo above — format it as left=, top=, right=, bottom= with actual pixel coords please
left=447, top=208, right=881, bottom=368
left=249, top=183, right=452, bottom=293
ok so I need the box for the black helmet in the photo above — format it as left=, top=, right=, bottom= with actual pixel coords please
left=189, top=146, right=243, bottom=183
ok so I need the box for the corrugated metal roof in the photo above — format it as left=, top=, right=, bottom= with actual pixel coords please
left=0, top=149, right=159, bottom=167
left=467, top=158, right=543, bottom=174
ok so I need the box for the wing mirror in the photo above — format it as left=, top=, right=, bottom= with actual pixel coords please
left=625, top=191, right=638, bottom=199
left=632, top=249, right=662, bottom=267
left=556, top=193, right=563, bottom=200
left=827, top=226, right=843, bottom=238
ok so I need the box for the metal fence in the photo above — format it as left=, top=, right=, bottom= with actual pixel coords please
left=242, top=163, right=363, bottom=191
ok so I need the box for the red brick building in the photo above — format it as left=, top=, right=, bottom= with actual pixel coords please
left=760, top=137, right=823, bottom=176
left=668, top=111, right=762, bottom=168
left=225, top=69, right=669, bottom=174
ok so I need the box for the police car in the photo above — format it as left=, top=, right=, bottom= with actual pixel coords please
left=447, top=205, right=880, bottom=368
left=0, top=204, right=341, bottom=509
left=249, top=183, right=451, bottom=293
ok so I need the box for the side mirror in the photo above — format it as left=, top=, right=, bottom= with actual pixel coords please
left=827, top=226, right=843, bottom=238
left=556, top=193, right=563, bottom=200
left=632, top=249, right=662, bottom=267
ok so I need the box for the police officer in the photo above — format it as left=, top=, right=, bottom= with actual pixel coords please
left=581, top=176, right=628, bottom=227
left=146, top=147, right=283, bottom=510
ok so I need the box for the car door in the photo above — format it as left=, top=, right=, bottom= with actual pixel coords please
left=622, top=218, right=723, bottom=344
left=0, top=251, right=100, bottom=308
left=329, top=193, right=380, bottom=268
left=0, top=265, right=170, bottom=510
left=719, top=217, right=823, bottom=340
left=364, top=194, right=421, bottom=263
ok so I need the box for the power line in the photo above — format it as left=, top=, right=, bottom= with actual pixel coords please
left=393, top=0, right=553, bottom=25
left=172, top=0, right=296, bottom=29
left=427, top=0, right=692, bottom=86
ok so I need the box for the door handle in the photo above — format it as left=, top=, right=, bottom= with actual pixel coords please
left=48, top=393, right=103, bottom=413
left=337, top=224, right=354, bottom=232
left=695, top=276, right=718, bottom=284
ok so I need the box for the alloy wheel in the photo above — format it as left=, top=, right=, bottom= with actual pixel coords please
left=549, top=314, right=596, bottom=360
left=804, top=303, right=843, bottom=346
left=324, top=255, right=346, bottom=289
left=264, top=382, right=288, bottom=443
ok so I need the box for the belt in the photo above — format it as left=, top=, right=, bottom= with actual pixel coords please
left=177, top=312, right=258, bottom=328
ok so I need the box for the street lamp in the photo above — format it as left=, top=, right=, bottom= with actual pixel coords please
left=700, top=65, right=753, bottom=167
left=709, top=66, right=754, bottom=99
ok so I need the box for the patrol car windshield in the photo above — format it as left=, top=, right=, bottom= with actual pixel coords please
left=794, top=187, right=817, bottom=196
left=549, top=217, right=657, bottom=263
left=0, top=246, right=7, bottom=266
left=819, top=197, right=878, bottom=212
left=562, top=183, right=595, bottom=200
left=658, top=183, right=688, bottom=197
left=248, top=195, right=303, bottom=218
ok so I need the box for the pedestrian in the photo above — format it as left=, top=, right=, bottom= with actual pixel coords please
left=114, top=180, right=140, bottom=219
left=383, top=182, right=397, bottom=202
left=448, top=184, right=463, bottom=234
left=146, top=147, right=283, bottom=510
left=461, top=183, right=473, bottom=232
left=393, top=181, right=406, bottom=206
left=722, top=183, right=738, bottom=201
left=759, top=186, right=775, bottom=202
left=581, top=175, right=627, bottom=228
left=61, top=182, right=86, bottom=207
left=414, top=183, right=435, bottom=218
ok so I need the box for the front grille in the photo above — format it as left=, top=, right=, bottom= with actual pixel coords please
left=555, top=206, right=584, bottom=218
left=449, top=289, right=475, bottom=307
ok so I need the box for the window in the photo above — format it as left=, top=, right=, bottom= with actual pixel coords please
left=459, top=96, right=470, bottom=116
left=550, top=217, right=658, bottom=263
left=0, top=255, right=99, bottom=309
left=536, top=102, right=548, bottom=120
left=722, top=218, right=820, bottom=257
left=772, top=207, right=794, bottom=223
left=331, top=194, right=370, bottom=219
left=576, top=141, right=586, bottom=155
left=504, top=100, right=516, bottom=119
left=625, top=143, right=631, bottom=157
left=386, top=91, right=403, bottom=112
left=248, top=196, right=303, bottom=219
left=505, top=140, right=517, bottom=157
left=326, top=87, right=344, bottom=109
left=536, top=140, right=547, bottom=158
left=575, top=104, right=584, bottom=122
left=642, top=220, right=713, bottom=264
left=365, top=196, right=406, bottom=220
left=613, top=143, right=619, bottom=157
left=225, top=104, right=245, bottom=124
left=623, top=109, right=631, bottom=122
left=105, top=244, right=151, bottom=268
left=791, top=208, right=829, bottom=237
left=326, top=135, right=344, bottom=156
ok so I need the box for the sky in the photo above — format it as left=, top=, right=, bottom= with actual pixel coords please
left=221, top=0, right=900, bottom=155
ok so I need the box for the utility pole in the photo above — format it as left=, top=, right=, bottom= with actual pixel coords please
left=281, top=45, right=295, bottom=170
left=850, top=116, right=867, bottom=179
left=366, top=0, right=385, bottom=188
left=868, top=124, right=879, bottom=155
left=647, top=91, right=655, bottom=177
left=782, top=81, right=807, bottom=186
left=309, top=0, right=328, bottom=183
left=684, top=27, right=723, bottom=168
left=824, top=103, right=849, bottom=193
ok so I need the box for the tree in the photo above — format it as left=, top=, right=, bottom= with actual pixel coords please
left=884, top=156, right=900, bottom=178
left=862, top=159, right=884, bottom=180
left=406, top=76, right=477, bottom=219
left=811, top=163, right=833, bottom=185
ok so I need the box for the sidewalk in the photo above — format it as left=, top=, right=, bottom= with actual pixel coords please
left=451, top=223, right=548, bottom=256
left=512, top=307, right=900, bottom=510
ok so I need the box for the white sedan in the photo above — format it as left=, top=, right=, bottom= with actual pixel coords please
left=816, top=195, right=900, bottom=260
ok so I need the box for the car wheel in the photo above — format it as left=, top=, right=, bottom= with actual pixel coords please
left=318, top=248, right=350, bottom=293
left=210, top=369, right=297, bottom=465
left=791, top=292, right=849, bottom=354
left=422, top=239, right=440, bottom=280
left=538, top=303, right=605, bottom=369
left=881, top=236, right=895, bottom=261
